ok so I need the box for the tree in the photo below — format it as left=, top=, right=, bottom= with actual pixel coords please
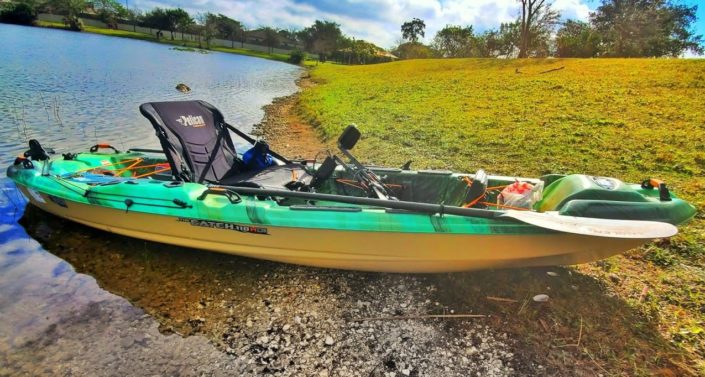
left=187, top=22, right=204, bottom=47
left=332, top=37, right=388, bottom=64
left=125, top=7, right=143, bottom=32
left=278, top=29, right=300, bottom=42
left=46, top=0, right=87, bottom=31
left=477, top=22, right=521, bottom=58
left=591, top=0, right=703, bottom=57
left=518, top=0, right=560, bottom=58
left=196, top=12, right=217, bottom=48
left=401, top=18, right=425, bottom=43
left=299, top=20, right=343, bottom=61
left=142, top=8, right=169, bottom=39
left=432, top=25, right=476, bottom=57
left=174, top=9, right=194, bottom=41
left=393, top=41, right=435, bottom=59
left=93, top=0, right=127, bottom=28
left=262, top=27, right=280, bottom=53
left=556, top=20, right=601, bottom=57
left=239, top=26, right=247, bottom=48
left=0, top=1, right=38, bottom=25
left=164, top=8, right=190, bottom=40
left=214, top=14, right=243, bottom=48
left=288, top=49, right=306, bottom=64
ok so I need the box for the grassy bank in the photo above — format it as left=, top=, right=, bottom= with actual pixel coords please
left=300, top=59, right=705, bottom=375
left=35, top=20, right=295, bottom=64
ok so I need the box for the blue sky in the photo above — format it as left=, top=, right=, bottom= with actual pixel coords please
left=129, top=0, right=705, bottom=50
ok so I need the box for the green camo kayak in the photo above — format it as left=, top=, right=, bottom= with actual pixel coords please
left=6, top=145, right=695, bottom=272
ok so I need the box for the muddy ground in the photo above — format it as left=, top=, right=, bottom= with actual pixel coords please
left=251, top=74, right=332, bottom=159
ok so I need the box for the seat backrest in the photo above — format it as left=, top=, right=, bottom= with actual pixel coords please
left=140, top=100, right=242, bottom=183
left=465, top=169, right=488, bottom=208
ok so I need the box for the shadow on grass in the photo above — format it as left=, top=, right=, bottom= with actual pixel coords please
left=18, top=205, right=694, bottom=376
left=432, top=268, right=694, bottom=376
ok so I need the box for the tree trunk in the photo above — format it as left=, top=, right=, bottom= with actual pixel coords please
left=519, top=0, right=528, bottom=58
left=170, top=30, right=174, bottom=40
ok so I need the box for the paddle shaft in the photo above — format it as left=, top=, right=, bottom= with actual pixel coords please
left=221, top=186, right=504, bottom=220
left=220, top=186, right=677, bottom=238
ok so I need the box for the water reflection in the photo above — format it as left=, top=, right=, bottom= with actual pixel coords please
left=0, top=179, right=246, bottom=376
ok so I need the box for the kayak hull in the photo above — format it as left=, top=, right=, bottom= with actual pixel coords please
left=17, top=185, right=645, bottom=273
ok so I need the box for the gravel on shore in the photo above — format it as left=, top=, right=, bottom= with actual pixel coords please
left=217, top=268, right=522, bottom=376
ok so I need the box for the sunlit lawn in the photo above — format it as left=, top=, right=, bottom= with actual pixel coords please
left=301, top=58, right=705, bottom=375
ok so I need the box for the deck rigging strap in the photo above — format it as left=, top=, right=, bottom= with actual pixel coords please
left=82, top=195, right=191, bottom=209
left=61, top=156, right=171, bottom=180
left=48, top=175, right=191, bottom=209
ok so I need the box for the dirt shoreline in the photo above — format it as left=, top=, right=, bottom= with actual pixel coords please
left=251, top=71, right=329, bottom=160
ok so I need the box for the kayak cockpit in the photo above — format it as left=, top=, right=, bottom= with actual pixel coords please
left=38, top=150, right=695, bottom=227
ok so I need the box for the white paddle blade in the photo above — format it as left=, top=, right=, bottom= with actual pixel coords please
left=502, top=210, right=679, bottom=239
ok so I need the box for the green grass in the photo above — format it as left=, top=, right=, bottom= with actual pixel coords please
left=36, top=20, right=300, bottom=64
left=300, top=58, right=705, bottom=375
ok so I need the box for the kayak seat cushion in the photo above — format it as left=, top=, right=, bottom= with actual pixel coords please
left=140, top=100, right=243, bottom=184
left=221, top=164, right=312, bottom=190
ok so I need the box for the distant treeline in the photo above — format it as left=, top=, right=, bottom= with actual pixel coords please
left=2, top=0, right=703, bottom=62
left=396, top=0, right=703, bottom=59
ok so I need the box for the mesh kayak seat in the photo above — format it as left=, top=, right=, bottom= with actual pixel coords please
left=140, top=100, right=310, bottom=189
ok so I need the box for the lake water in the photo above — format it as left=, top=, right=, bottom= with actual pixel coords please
left=0, top=23, right=301, bottom=375
left=0, top=23, right=301, bottom=161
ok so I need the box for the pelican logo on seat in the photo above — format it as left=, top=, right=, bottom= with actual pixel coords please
left=175, top=115, right=206, bottom=128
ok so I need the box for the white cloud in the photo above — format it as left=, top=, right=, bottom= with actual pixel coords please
left=552, top=0, right=591, bottom=21
left=132, top=0, right=594, bottom=48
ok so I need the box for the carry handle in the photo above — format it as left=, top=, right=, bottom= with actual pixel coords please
left=89, top=143, right=120, bottom=153
left=641, top=178, right=671, bottom=202
left=197, top=187, right=242, bottom=204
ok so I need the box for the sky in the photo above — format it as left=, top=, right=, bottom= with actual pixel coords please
left=129, top=0, right=705, bottom=50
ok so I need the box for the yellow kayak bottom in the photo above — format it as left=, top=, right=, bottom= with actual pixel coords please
left=21, top=187, right=644, bottom=273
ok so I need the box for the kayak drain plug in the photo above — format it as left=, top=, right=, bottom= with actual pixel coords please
left=124, top=199, right=134, bottom=212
